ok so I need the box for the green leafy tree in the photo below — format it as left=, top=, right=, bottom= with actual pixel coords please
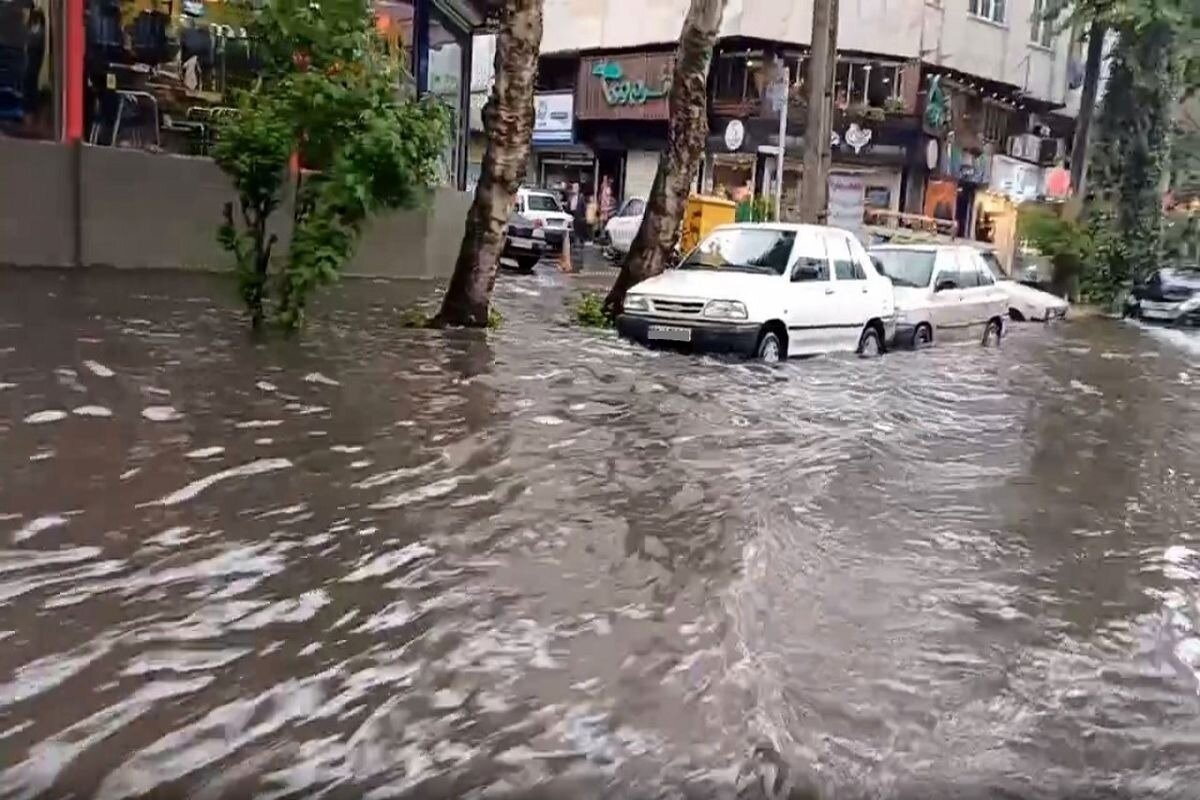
left=214, top=0, right=448, bottom=330
left=1018, top=206, right=1093, bottom=296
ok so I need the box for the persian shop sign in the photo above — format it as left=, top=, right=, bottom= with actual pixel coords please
left=592, top=60, right=671, bottom=106
left=576, top=53, right=675, bottom=121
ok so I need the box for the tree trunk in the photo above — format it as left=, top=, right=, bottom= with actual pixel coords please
left=1070, top=20, right=1106, bottom=199
left=799, top=0, right=837, bottom=224
left=434, top=0, right=543, bottom=327
left=603, top=0, right=727, bottom=317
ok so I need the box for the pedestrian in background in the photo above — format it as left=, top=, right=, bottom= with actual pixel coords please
left=599, top=176, right=616, bottom=228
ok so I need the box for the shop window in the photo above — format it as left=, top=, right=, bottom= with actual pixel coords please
left=77, top=0, right=420, bottom=157
left=81, top=0, right=264, bottom=154
left=374, top=0, right=415, bottom=82
left=427, top=9, right=464, bottom=187
left=0, top=0, right=57, bottom=140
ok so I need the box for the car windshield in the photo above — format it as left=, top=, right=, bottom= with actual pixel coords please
left=525, top=194, right=562, bottom=212
left=979, top=251, right=1007, bottom=281
left=870, top=249, right=935, bottom=288
left=679, top=229, right=796, bottom=275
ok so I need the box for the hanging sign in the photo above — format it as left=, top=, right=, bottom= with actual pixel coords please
left=724, top=119, right=745, bottom=151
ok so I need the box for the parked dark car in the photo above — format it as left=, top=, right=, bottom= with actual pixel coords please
left=501, top=212, right=549, bottom=274
left=1125, top=266, right=1200, bottom=326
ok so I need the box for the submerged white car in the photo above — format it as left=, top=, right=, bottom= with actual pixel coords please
left=868, top=244, right=1009, bottom=348
left=616, top=223, right=897, bottom=361
left=976, top=249, right=1070, bottom=322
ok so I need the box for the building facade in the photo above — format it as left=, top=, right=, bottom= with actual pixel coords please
left=473, top=0, right=1087, bottom=266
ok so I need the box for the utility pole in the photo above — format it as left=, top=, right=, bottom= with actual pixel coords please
left=800, top=0, right=839, bottom=224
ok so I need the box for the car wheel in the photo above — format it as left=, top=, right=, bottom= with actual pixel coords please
left=755, top=330, right=783, bottom=363
left=516, top=257, right=539, bottom=274
left=1008, top=308, right=1025, bottom=322
left=981, top=319, right=1003, bottom=347
left=857, top=326, right=883, bottom=357
left=913, top=324, right=933, bottom=349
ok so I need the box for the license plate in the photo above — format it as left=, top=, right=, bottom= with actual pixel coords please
left=648, top=325, right=692, bottom=343
left=509, top=237, right=533, bottom=249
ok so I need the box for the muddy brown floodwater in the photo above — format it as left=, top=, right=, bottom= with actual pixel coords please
left=1, top=266, right=1199, bottom=800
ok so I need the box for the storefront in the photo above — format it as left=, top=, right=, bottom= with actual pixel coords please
left=705, top=112, right=913, bottom=222
left=573, top=49, right=673, bottom=205
left=0, top=0, right=488, bottom=273
left=53, top=0, right=478, bottom=188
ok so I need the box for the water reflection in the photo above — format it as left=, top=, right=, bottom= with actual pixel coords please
left=0, top=267, right=1198, bottom=798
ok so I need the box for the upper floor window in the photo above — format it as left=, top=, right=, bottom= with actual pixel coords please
left=834, top=59, right=902, bottom=109
left=1029, top=0, right=1054, bottom=46
left=968, top=0, right=1006, bottom=24
left=713, top=51, right=765, bottom=104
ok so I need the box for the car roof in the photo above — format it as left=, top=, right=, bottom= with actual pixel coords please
left=716, top=222, right=860, bottom=237
left=868, top=243, right=961, bottom=252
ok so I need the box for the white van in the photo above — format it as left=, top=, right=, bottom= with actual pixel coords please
left=868, top=244, right=1009, bottom=347
left=616, top=223, right=897, bottom=362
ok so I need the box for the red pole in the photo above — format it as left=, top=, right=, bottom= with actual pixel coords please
left=65, top=0, right=85, bottom=141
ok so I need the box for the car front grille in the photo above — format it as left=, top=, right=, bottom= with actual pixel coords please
left=650, top=298, right=705, bottom=315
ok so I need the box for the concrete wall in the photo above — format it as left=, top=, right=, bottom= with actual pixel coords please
left=0, top=139, right=470, bottom=279
left=540, top=0, right=1076, bottom=107
left=0, top=139, right=76, bottom=268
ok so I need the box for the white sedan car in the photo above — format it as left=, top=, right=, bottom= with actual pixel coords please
left=976, top=249, right=1069, bottom=322
left=604, top=198, right=646, bottom=257
left=869, top=244, right=1009, bottom=348
left=617, top=223, right=897, bottom=361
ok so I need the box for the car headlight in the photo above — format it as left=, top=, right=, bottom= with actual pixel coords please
left=624, top=294, right=650, bottom=313
left=1181, top=295, right=1200, bottom=312
left=703, top=300, right=748, bottom=320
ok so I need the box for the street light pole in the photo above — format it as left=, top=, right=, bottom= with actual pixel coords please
left=773, top=58, right=788, bottom=222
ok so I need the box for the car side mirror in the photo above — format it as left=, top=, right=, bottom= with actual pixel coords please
left=935, top=279, right=958, bottom=292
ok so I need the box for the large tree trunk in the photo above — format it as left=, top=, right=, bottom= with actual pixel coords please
left=434, top=0, right=543, bottom=327
left=1070, top=20, right=1106, bottom=199
left=603, top=0, right=727, bottom=317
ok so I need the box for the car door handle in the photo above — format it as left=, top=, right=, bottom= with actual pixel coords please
left=825, top=287, right=835, bottom=295
left=861, top=287, right=869, bottom=294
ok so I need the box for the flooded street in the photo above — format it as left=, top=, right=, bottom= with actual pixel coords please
left=2, top=265, right=1199, bottom=799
